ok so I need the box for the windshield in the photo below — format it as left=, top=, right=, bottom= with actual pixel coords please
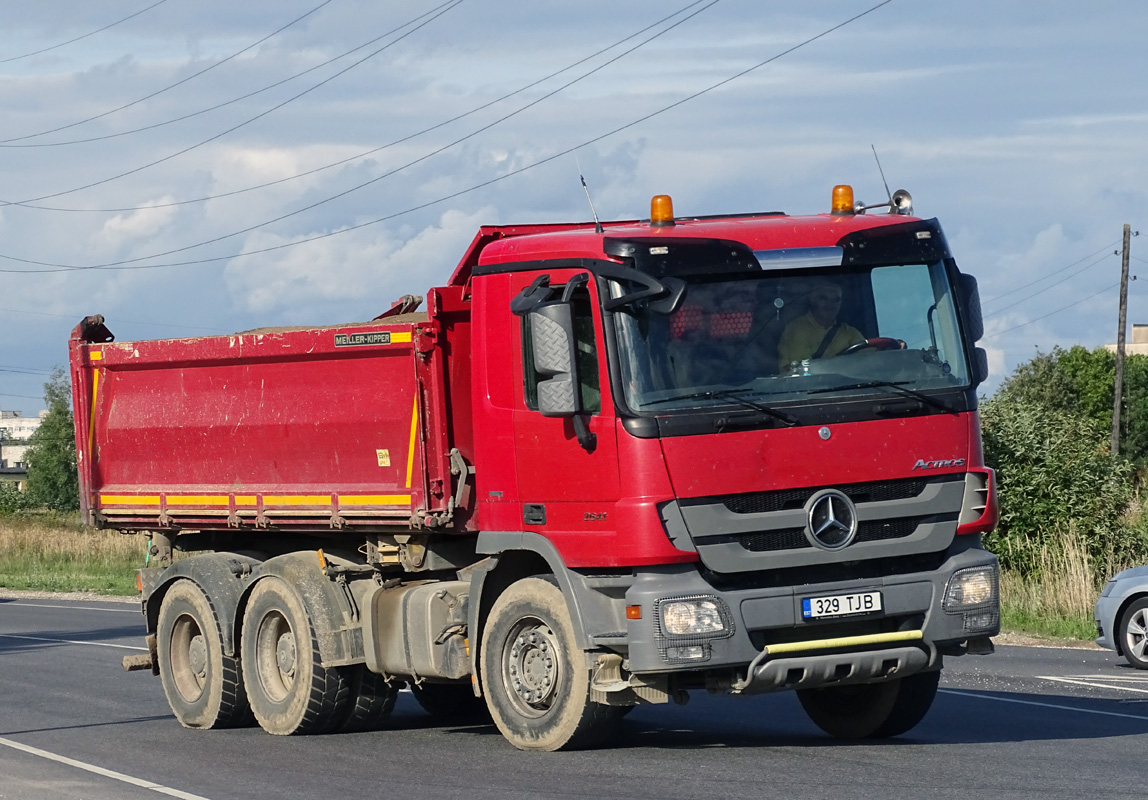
left=612, top=260, right=970, bottom=413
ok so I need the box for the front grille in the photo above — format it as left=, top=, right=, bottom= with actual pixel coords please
left=721, top=478, right=928, bottom=515
left=736, top=516, right=927, bottom=552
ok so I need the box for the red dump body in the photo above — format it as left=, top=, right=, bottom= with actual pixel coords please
left=69, top=287, right=472, bottom=533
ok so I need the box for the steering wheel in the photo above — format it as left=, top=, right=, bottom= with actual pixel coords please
left=840, top=337, right=904, bottom=355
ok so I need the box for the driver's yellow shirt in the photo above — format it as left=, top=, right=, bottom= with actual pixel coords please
left=778, top=312, right=864, bottom=365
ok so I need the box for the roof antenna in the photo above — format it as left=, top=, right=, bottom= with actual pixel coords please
left=871, top=144, right=892, bottom=205
left=575, top=152, right=604, bottom=234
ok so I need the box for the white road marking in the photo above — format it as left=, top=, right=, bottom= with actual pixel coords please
left=4, top=601, right=138, bottom=614
left=1037, top=675, right=1148, bottom=695
left=941, top=688, right=1148, bottom=721
left=0, top=736, right=210, bottom=799
left=0, top=633, right=146, bottom=651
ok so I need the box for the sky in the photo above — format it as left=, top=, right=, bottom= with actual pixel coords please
left=2, top=0, right=1147, bottom=414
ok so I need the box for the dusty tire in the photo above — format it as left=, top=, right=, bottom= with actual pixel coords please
left=156, top=579, right=251, bottom=729
left=411, top=682, right=489, bottom=723
left=480, top=577, right=620, bottom=751
left=337, top=666, right=398, bottom=733
left=798, top=670, right=939, bottom=739
left=241, top=577, right=350, bottom=735
left=1119, top=597, right=1148, bottom=669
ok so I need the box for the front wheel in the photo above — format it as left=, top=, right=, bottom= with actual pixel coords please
left=797, top=670, right=940, bottom=739
left=480, top=577, right=620, bottom=751
left=1119, top=598, right=1148, bottom=669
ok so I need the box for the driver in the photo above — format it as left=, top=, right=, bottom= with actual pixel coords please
left=777, top=278, right=865, bottom=366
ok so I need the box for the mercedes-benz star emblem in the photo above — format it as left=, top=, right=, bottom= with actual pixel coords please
left=804, top=489, right=858, bottom=550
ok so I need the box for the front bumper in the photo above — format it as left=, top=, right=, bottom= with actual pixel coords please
left=623, top=538, right=998, bottom=684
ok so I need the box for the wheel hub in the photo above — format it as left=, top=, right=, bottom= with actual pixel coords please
left=275, top=633, right=297, bottom=678
left=187, top=634, right=208, bottom=681
left=507, top=626, right=557, bottom=707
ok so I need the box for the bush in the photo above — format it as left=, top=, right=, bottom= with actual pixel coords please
left=0, top=484, right=30, bottom=513
left=980, top=394, right=1146, bottom=576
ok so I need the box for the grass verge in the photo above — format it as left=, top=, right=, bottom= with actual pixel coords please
left=0, top=512, right=1114, bottom=644
left=0, top=512, right=148, bottom=596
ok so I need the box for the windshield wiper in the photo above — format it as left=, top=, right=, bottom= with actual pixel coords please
left=807, top=380, right=957, bottom=414
left=642, top=388, right=798, bottom=426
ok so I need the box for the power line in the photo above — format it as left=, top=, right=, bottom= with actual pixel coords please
left=5, top=0, right=714, bottom=213
left=0, top=0, right=336, bottom=145
left=0, top=0, right=170, bottom=65
left=0, top=0, right=894, bottom=275
left=0, top=0, right=460, bottom=152
left=983, top=251, right=1116, bottom=319
left=982, top=281, right=1120, bottom=340
left=981, top=241, right=1120, bottom=305
left=3, top=0, right=462, bottom=206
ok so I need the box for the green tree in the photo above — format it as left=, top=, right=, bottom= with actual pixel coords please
left=24, top=367, right=79, bottom=512
left=995, top=345, right=1148, bottom=467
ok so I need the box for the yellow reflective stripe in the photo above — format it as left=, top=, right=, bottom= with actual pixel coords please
left=166, top=496, right=230, bottom=505
left=263, top=496, right=331, bottom=505
left=765, top=630, right=923, bottom=656
left=100, top=495, right=160, bottom=505
left=87, top=368, right=100, bottom=455
left=89, top=351, right=102, bottom=361
left=390, top=331, right=412, bottom=343
left=235, top=496, right=257, bottom=506
left=406, top=394, right=418, bottom=489
left=340, top=495, right=411, bottom=506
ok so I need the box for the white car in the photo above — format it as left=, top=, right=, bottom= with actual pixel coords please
left=1095, top=565, right=1148, bottom=668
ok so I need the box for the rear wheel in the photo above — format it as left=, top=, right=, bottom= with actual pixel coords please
left=480, top=577, right=621, bottom=751
left=337, top=665, right=398, bottom=732
left=797, top=670, right=940, bottom=739
left=156, top=579, right=251, bottom=729
left=1119, top=598, right=1148, bottom=669
left=241, top=577, right=350, bottom=735
left=412, top=682, right=489, bottom=723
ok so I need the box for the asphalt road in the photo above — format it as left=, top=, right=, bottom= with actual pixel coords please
left=2, top=594, right=1146, bottom=800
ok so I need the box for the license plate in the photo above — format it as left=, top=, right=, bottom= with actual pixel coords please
left=802, top=591, right=882, bottom=619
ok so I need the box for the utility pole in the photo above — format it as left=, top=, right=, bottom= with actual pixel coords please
left=1112, top=223, right=1132, bottom=457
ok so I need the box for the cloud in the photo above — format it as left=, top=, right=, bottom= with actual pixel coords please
left=223, top=206, right=493, bottom=313
left=97, top=196, right=179, bottom=249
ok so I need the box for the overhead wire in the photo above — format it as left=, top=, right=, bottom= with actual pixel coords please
left=981, top=240, right=1120, bottom=304
left=0, top=0, right=170, bottom=65
left=983, top=251, right=1117, bottom=318
left=3, top=0, right=464, bottom=206
left=982, top=282, right=1120, bottom=340
left=0, top=0, right=894, bottom=275
left=4, top=0, right=715, bottom=213
left=0, top=0, right=337, bottom=144
left=0, top=0, right=461, bottom=152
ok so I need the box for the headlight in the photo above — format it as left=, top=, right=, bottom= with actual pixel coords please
left=661, top=598, right=727, bottom=636
left=1100, top=580, right=1116, bottom=598
left=944, top=566, right=999, bottom=611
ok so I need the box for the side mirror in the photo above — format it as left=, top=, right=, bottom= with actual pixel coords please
left=528, top=303, right=580, bottom=417
left=957, top=273, right=983, bottom=342
left=974, top=347, right=989, bottom=385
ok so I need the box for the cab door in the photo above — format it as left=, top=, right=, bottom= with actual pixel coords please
left=510, top=269, right=621, bottom=564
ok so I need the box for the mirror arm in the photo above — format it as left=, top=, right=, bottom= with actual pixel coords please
left=572, top=414, right=597, bottom=453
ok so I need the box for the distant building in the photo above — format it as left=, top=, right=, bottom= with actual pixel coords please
left=1106, top=325, right=1148, bottom=356
left=0, top=410, right=47, bottom=471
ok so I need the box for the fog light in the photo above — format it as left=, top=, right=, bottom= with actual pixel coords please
left=963, top=611, right=998, bottom=632
left=944, top=566, right=999, bottom=611
left=662, top=599, right=726, bottom=635
left=664, top=645, right=706, bottom=661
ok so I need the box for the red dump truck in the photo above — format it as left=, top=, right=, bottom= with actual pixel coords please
left=69, top=186, right=999, bottom=750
